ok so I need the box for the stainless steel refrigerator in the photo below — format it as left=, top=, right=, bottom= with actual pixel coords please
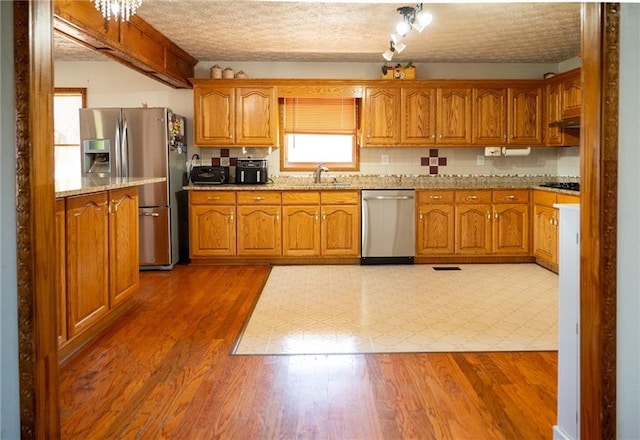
left=79, top=107, right=187, bottom=270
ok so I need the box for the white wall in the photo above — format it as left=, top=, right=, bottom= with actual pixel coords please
left=55, top=60, right=580, bottom=179
left=0, top=2, right=20, bottom=439
left=618, top=4, right=640, bottom=438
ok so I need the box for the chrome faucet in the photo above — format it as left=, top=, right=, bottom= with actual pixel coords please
left=315, top=163, right=330, bottom=184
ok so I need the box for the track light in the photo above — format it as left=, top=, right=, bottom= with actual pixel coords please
left=382, top=41, right=395, bottom=61
left=382, top=3, right=433, bottom=61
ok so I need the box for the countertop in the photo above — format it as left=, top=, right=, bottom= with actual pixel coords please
left=183, top=175, right=581, bottom=196
left=55, top=177, right=166, bottom=198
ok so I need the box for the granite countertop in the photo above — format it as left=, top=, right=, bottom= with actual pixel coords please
left=56, top=177, right=166, bottom=198
left=184, top=175, right=581, bottom=195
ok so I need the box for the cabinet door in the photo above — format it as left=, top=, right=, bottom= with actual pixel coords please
left=533, top=204, right=558, bottom=264
left=109, top=188, right=140, bottom=307
left=282, top=205, right=320, bottom=256
left=436, top=88, right=472, bottom=145
left=55, top=199, right=67, bottom=348
left=189, top=205, right=236, bottom=257
left=321, top=205, right=360, bottom=256
left=508, top=87, right=543, bottom=145
left=455, top=204, right=492, bottom=255
left=417, top=204, right=455, bottom=255
left=401, top=87, right=437, bottom=145
left=193, top=86, right=234, bottom=145
left=472, top=88, right=507, bottom=145
left=237, top=206, right=281, bottom=256
left=66, top=192, right=110, bottom=338
left=363, top=87, right=401, bottom=146
left=493, top=204, right=530, bottom=254
left=561, top=70, right=581, bottom=119
left=546, top=80, right=564, bottom=146
left=235, top=87, right=277, bottom=146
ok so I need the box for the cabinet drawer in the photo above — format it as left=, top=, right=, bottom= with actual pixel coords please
left=282, top=191, right=320, bottom=205
left=455, top=190, right=492, bottom=204
left=492, top=189, right=530, bottom=204
left=557, top=194, right=580, bottom=204
left=533, top=190, right=557, bottom=206
left=321, top=191, right=359, bottom=205
left=417, top=190, right=455, bottom=204
left=237, top=191, right=281, bottom=205
left=190, top=191, right=236, bottom=205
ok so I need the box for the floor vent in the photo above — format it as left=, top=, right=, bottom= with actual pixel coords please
left=432, top=266, right=462, bottom=271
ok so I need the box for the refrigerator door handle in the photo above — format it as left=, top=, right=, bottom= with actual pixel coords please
left=114, top=118, right=121, bottom=177
left=121, top=116, right=129, bottom=178
left=140, top=212, right=160, bottom=217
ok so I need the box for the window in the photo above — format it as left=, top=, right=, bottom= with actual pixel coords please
left=280, top=97, right=360, bottom=171
left=54, top=88, right=86, bottom=181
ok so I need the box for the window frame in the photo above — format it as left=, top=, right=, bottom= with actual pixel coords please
left=54, top=88, right=86, bottom=180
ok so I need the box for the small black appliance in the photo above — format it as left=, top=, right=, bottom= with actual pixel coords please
left=235, top=159, right=268, bottom=184
left=190, top=166, right=229, bottom=185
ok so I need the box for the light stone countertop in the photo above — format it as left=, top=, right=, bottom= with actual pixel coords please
left=55, top=177, right=166, bottom=198
left=184, top=175, right=581, bottom=195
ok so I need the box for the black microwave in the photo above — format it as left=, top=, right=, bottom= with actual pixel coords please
left=190, top=166, right=229, bottom=185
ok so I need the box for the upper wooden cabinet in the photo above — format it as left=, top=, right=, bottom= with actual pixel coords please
left=53, top=0, right=196, bottom=88
left=473, top=88, right=508, bottom=145
left=545, top=68, right=581, bottom=147
left=192, top=82, right=278, bottom=147
left=363, top=87, right=401, bottom=146
left=437, top=88, right=473, bottom=145
left=507, top=86, right=544, bottom=145
left=561, top=69, right=582, bottom=119
left=401, top=87, right=437, bottom=145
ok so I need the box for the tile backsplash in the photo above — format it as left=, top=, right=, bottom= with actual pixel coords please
left=194, top=146, right=579, bottom=179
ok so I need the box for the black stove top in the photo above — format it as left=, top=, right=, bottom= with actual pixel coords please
left=539, top=182, right=580, bottom=192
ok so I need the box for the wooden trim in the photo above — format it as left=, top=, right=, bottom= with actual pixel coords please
left=14, top=1, right=60, bottom=438
left=580, top=3, right=618, bottom=439
left=54, top=87, right=87, bottom=108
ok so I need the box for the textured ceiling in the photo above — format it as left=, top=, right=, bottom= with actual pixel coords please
left=54, top=1, right=581, bottom=64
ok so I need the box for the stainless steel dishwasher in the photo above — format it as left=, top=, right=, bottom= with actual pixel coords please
left=361, top=189, right=415, bottom=264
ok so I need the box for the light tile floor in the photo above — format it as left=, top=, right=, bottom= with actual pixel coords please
left=234, top=264, right=558, bottom=355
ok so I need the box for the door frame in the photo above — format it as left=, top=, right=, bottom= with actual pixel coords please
left=15, top=2, right=619, bottom=438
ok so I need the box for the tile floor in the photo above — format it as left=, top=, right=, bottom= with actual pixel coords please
left=234, top=264, right=558, bottom=355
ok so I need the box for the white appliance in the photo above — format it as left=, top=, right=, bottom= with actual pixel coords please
left=79, top=107, right=187, bottom=269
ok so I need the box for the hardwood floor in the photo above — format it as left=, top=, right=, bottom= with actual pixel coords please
left=59, top=264, right=557, bottom=439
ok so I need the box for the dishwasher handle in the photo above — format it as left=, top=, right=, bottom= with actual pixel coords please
left=362, top=195, right=414, bottom=201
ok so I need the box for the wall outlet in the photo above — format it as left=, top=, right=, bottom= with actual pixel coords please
left=381, top=154, right=389, bottom=165
left=476, top=155, right=485, bottom=166
left=220, top=157, right=230, bottom=167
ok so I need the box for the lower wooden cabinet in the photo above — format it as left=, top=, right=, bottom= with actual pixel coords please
left=320, top=191, right=360, bottom=257
left=237, top=191, right=282, bottom=256
left=60, top=187, right=139, bottom=349
left=416, top=190, right=455, bottom=255
left=282, top=191, right=321, bottom=257
left=455, top=190, right=493, bottom=255
left=533, top=190, right=580, bottom=270
left=189, top=191, right=236, bottom=257
left=491, top=190, right=530, bottom=255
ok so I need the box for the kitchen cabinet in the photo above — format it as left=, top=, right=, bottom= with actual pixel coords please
left=282, top=191, right=321, bottom=257
left=401, top=87, right=437, bottom=146
left=455, top=190, right=493, bottom=255
left=362, top=87, right=401, bottom=146
left=561, top=69, right=582, bottom=119
left=437, top=87, right=473, bottom=145
left=416, top=190, right=455, bottom=255
left=508, top=86, right=544, bottom=145
left=189, top=191, right=237, bottom=257
left=108, top=188, right=140, bottom=308
left=193, top=83, right=277, bottom=147
left=236, top=191, right=282, bottom=256
left=546, top=69, right=580, bottom=147
left=65, top=188, right=140, bottom=341
left=472, top=88, right=508, bottom=145
left=533, top=190, right=580, bottom=271
left=320, top=191, right=360, bottom=256
left=455, top=189, right=530, bottom=256
left=65, top=192, right=111, bottom=338
left=56, top=199, right=67, bottom=348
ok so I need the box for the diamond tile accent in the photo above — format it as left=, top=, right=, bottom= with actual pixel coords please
left=234, top=264, right=559, bottom=355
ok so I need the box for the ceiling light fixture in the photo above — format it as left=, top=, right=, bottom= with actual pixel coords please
left=93, top=0, right=142, bottom=22
left=382, top=3, right=433, bottom=61
left=382, top=41, right=396, bottom=61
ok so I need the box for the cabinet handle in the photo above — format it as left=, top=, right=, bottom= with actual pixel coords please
left=419, top=213, right=424, bottom=221
left=230, top=213, right=234, bottom=223
left=207, top=196, right=220, bottom=201
left=431, top=134, right=436, bottom=139
left=550, top=218, right=554, bottom=225
left=429, top=195, right=442, bottom=200
left=468, top=195, right=477, bottom=200
left=229, top=135, right=233, bottom=139
left=253, top=196, right=265, bottom=201
left=494, top=211, right=498, bottom=219
left=322, top=213, right=326, bottom=221
left=438, top=134, right=443, bottom=139
left=276, top=213, right=280, bottom=223
left=486, top=212, right=491, bottom=221
left=503, top=134, right=507, bottom=139
left=506, top=195, right=516, bottom=200
left=315, top=212, right=319, bottom=222
left=510, top=134, right=514, bottom=139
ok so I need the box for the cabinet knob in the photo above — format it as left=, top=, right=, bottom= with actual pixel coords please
left=419, top=213, right=424, bottom=221
left=494, top=211, right=498, bottom=219
left=510, top=134, right=514, bottom=139
left=486, top=212, right=491, bottom=220
left=503, top=134, right=507, bottom=139
left=438, top=134, right=443, bottom=139
left=431, top=134, right=436, bottom=139
left=230, top=214, right=234, bottom=223
left=229, top=135, right=233, bottom=139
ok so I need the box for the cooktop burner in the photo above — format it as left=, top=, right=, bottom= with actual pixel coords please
left=539, top=182, right=580, bottom=192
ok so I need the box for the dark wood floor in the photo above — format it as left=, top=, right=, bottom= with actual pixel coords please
left=59, top=264, right=558, bottom=439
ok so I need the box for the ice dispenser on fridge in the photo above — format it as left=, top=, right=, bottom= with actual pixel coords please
left=82, top=139, right=112, bottom=176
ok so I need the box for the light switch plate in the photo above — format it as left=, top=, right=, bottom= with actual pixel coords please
left=381, top=154, right=389, bottom=165
left=477, top=155, right=485, bottom=166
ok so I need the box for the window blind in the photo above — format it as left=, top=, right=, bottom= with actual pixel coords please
left=283, top=97, right=357, bottom=134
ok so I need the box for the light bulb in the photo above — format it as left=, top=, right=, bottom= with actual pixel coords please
left=416, top=10, right=433, bottom=27
left=396, top=20, right=411, bottom=36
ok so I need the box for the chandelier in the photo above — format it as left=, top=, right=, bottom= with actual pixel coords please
left=382, top=3, right=433, bottom=61
left=93, top=0, right=143, bottom=22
